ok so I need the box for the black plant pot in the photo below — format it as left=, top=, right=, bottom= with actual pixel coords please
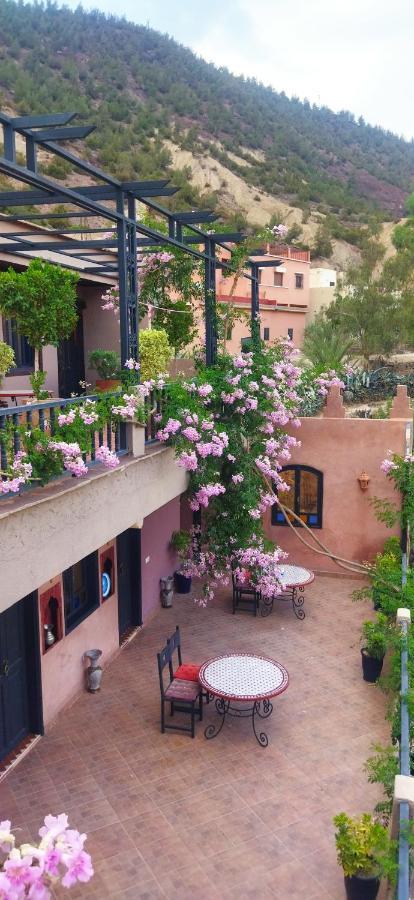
left=361, top=648, right=384, bottom=683
left=344, top=873, right=380, bottom=900
left=174, top=571, right=192, bottom=594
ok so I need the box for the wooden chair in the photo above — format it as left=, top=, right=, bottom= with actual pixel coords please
left=232, top=571, right=260, bottom=616
left=167, top=625, right=209, bottom=703
left=157, top=641, right=202, bottom=738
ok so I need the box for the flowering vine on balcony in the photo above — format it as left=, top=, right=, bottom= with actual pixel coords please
left=155, top=340, right=310, bottom=604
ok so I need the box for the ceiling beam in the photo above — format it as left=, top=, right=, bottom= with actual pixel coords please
left=29, top=125, right=95, bottom=142
left=10, top=112, right=77, bottom=128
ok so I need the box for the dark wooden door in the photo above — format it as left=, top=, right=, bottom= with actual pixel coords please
left=116, top=529, right=142, bottom=641
left=0, top=599, right=30, bottom=760
left=57, top=305, right=85, bottom=398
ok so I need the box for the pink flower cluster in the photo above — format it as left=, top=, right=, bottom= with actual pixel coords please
left=234, top=546, right=287, bottom=599
left=315, top=370, right=345, bottom=397
left=124, top=358, right=140, bottom=372
left=95, top=446, right=119, bottom=469
left=190, top=482, right=226, bottom=511
left=58, top=401, right=98, bottom=428
left=101, top=285, right=120, bottom=315
left=0, top=451, right=33, bottom=495
left=0, top=813, right=93, bottom=898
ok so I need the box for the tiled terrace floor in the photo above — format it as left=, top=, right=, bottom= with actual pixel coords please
left=0, top=576, right=390, bottom=899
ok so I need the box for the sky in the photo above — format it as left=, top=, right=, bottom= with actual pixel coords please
left=58, top=0, right=413, bottom=140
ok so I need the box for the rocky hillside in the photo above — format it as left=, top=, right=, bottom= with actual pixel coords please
left=0, top=0, right=412, bottom=262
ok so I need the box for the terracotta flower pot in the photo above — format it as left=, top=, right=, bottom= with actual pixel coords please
left=95, top=379, right=121, bottom=392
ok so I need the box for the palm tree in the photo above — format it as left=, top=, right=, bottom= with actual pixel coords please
left=302, top=310, right=353, bottom=372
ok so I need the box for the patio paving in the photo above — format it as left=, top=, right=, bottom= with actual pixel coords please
left=0, top=575, right=390, bottom=899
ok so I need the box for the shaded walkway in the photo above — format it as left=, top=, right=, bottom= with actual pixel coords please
left=0, top=577, right=389, bottom=899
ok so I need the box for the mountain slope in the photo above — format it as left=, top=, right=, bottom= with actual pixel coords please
left=0, top=0, right=413, bottom=238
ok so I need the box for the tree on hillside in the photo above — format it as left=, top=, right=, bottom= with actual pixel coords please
left=326, top=241, right=411, bottom=363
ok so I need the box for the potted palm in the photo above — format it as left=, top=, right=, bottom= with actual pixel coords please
left=170, top=530, right=192, bottom=593
left=361, top=614, right=389, bottom=683
left=89, top=350, right=121, bottom=391
left=333, top=812, right=397, bottom=900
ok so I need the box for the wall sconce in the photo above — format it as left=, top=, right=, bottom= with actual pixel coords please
left=357, top=471, right=370, bottom=491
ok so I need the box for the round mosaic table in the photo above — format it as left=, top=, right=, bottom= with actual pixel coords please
left=199, top=653, right=289, bottom=747
left=260, top=564, right=314, bottom=620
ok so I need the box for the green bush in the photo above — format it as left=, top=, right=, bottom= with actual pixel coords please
left=0, top=341, right=15, bottom=381
left=139, top=330, right=172, bottom=381
left=333, top=812, right=397, bottom=881
left=361, top=613, right=390, bottom=659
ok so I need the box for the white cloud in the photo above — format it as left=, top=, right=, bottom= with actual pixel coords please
left=192, top=0, right=414, bottom=138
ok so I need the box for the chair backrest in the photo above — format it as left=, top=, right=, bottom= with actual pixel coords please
left=166, top=625, right=183, bottom=667
left=157, top=641, right=175, bottom=696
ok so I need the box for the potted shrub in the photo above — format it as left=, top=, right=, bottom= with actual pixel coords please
left=0, top=341, right=15, bottom=385
left=361, top=614, right=388, bottom=683
left=170, top=530, right=192, bottom=593
left=89, top=350, right=121, bottom=391
left=333, top=812, right=397, bottom=900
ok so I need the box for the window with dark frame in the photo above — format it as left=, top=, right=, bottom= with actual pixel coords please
left=271, top=465, right=323, bottom=528
left=263, top=327, right=270, bottom=341
left=274, top=271, right=283, bottom=286
left=3, top=318, right=34, bottom=372
left=258, top=270, right=262, bottom=284
left=287, top=328, right=293, bottom=340
left=63, top=551, right=100, bottom=633
left=295, top=273, right=304, bottom=289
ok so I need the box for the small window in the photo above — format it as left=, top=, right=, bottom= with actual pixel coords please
left=263, top=327, right=270, bottom=341
left=3, top=318, right=34, bottom=372
left=329, top=281, right=335, bottom=287
left=271, top=465, right=323, bottom=528
left=287, top=328, right=293, bottom=340
left=274, top=271, right=283, bottom=286
left=63, top=552, right=99, bottom=632
left=258, top=270, right=262, bottom=284
left=295, top=273, right=304, bottom=289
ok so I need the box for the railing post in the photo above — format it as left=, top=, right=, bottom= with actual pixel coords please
left=395, top=605, right=411, bottom=900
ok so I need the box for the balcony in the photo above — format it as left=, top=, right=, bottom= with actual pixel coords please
left=0, top=392, right=187, bottom=614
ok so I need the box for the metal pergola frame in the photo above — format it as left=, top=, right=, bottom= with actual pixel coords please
left=0, top=110, right=281, bottom=364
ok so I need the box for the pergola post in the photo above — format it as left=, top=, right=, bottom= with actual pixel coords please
left=250, top=261, right=260, bottom=346
left=116, top=189, right=129, bottom=364
left=205, top=236, right=217, bottom=366
left=127, top=196, right=138, bottom=363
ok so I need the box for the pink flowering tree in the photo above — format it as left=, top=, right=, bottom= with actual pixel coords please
left=155, top=340, right=307, bottom=604
left=378, top=450, right=414, bottom=537
left=0, top=813, right=93, bottom=897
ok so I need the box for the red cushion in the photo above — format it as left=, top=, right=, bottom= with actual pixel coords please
left=174, top=663, right=201, bottom=682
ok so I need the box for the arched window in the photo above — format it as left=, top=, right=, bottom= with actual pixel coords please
left=271, top=465, right=323, bottom=528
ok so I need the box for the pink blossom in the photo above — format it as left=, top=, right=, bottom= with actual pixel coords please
left=177, top=451, right=198, bottom=471
left=95, top=446, right=119, bottom=469
left=124, top=358, right=140, bottom=371
left=232, top=473, right=244, bottom=484
left=182, top=426, right=200, bottom=442
left=61, top=850, right=94, bottom=888
left=198, top=384, right=213, bottom=397
left=380, top=458, right=398, bottom=474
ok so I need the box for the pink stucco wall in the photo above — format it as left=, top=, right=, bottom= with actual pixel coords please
left=39, top=540, right=119, bottom=727
left=264, top=415, right=410, bottom=573
left=141, top=497, right=180, bottom=622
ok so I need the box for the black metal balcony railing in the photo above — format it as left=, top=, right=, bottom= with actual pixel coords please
left=0, top=394, right=129, bottom=497
left=397, top=551, right=411, bottom=900
left=0, top=387, right=168, bottom=498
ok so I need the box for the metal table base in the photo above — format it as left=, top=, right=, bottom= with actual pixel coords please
left=204, top=695, right=274, bottom=747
